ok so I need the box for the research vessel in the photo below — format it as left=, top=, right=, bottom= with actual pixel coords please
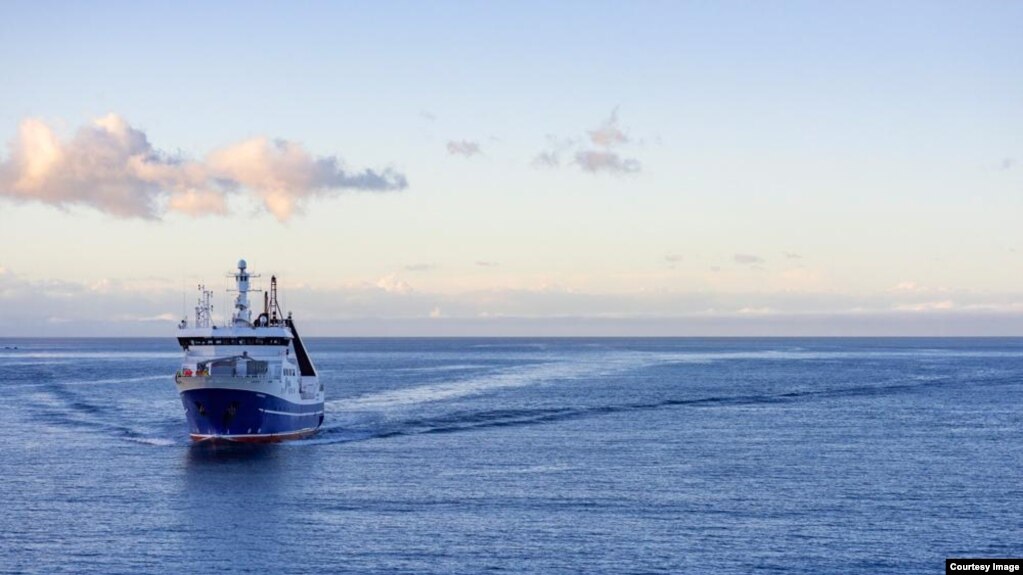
left=174, top=260, right=323, bottom=442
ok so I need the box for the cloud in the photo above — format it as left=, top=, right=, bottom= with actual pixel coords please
left=0, top=114, right=407, bottom=221
left=531, top=151, right=560, bottom=168
left=446, top=140, right=481, bottom=158
left=165, top=188, right=229, bottom=216
left=4, top=265, right=1023, bottom=336
left=891, top=281, right=922, bottom=293
left=733, top=253, right=765, bottom=265
left=894, top=300, right=955, bottom=312
left=888, top=281, right=951, bottom=296
left=127, top=312, right=180, bottom=322
left=575, top=150, right=641, bottom=174
left=375, top=274, right=414, bottom=294
left=783, top=252, right=802, bottom=260
left=534, top=110, right=641, bottom=175
left=736, top=306, right=776, bottom=315
left=0, top=114, right=208, bottom=218
left=207, top=137, right=407, bottom=220
left=531, top=135, right=577, bottom=169
left=404, top=263, right=437, bottom=272
left=0, top=266, right=184, bottom=334
left=588, top=108, right=629, bottom=148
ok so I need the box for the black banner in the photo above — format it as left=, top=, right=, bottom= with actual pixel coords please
left=947, top=558, right=1023, bottom=574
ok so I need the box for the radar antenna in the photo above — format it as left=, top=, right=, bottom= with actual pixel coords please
left=194, top=284, right=214, bottom=328
left=228, top=259, right=261, bottom=327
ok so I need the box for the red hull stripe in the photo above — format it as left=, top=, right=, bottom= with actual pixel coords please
left=190, top=427, right=318, bottom=443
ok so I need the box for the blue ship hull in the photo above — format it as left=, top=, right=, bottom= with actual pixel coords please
left=180, top=388, right=324, bottom=442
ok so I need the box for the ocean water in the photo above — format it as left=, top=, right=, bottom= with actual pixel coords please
left=1, top=337, right=1021, bottom=574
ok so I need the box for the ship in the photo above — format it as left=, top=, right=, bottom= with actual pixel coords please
left=173, top=259, right=324, bottom=442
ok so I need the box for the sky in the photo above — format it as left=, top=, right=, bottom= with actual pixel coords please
left=0, top=1, right=1022, bottom=336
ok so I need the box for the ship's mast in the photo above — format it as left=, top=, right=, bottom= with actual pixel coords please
left=269, top=275, right=283, bottom=325
left=230, top=259, right=260, bottom=327
left=194, top=284, right=214, bottom=328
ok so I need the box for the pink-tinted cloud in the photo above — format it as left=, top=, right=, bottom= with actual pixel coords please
left=588, top=108, right=629, bottom=148
left=209, top=137, right=406, bottom=220
left=0, top=114, right=407, bottom=221
left=534, top=110, right=642, bottom=175
left=0, top=114, right=211, bottom=218
left=575, top=150, right=640, bottom=174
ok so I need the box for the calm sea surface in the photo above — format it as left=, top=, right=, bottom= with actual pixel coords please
left=1, top=337, right=1021, bottom=574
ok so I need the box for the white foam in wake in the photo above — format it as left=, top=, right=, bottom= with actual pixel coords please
left=60, top=374, right=170, bottom=387
left=8, top=374, right=170, bottom=390
left=324, top=345, right=1019, bottom=414
left=328, top=353, right=651, bottom=412
left=125, top=437, right=177, bottom=447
